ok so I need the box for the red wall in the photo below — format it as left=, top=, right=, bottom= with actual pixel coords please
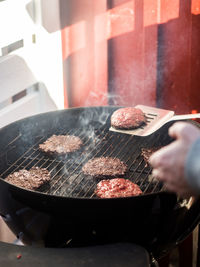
left=61, top=0, right=108, bottom=107
left=60, top=0, right=200, bottom=114
left=157, top=0, right=200, bottom=113
left=107, top=0, right=157, bottom=107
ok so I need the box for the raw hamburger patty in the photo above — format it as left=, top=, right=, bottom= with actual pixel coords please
left=39, top=135, right=83, bottom=154
left=141, top=147, right=161, bottom=163
left=5, top=167, right=51, bottom=190
left=82, top=157, right=127, bottom=177
left=95, top=178, right=142, bottom=198
left=111, top=107, right=147, bottom=130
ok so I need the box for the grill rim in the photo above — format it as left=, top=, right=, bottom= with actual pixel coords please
left=0, top=177, right=175, bottom=200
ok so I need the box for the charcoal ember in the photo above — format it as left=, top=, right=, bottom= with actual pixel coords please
left=39, top=135, right=83, bottom=155
left=95, top=178, right=142, bottom=198
left=5, top=167, right=51, bottom=190
left=82, top=157, right=127, bottom=178
left=111, top=107, right=147, bottom=130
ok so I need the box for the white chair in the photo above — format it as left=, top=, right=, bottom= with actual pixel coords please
left=0, top=53, right=57, bottom=243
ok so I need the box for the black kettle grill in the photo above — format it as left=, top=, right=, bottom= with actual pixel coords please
left=0, top=106, right=199, bottom=260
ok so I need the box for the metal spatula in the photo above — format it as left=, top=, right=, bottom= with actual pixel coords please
left=109, top=105, right=200, bottom=136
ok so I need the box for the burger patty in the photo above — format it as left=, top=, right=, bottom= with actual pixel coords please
left=82, top=157, right=127, bottom=177
left=95, top=178, right=142, bottom=198
left=141, top=147, right=161, bottom=164
left=111, top=107, right=147, bottom=130
left=39, top=135, right=83, bottom=154
left=5, top=167, right=51, bottom=190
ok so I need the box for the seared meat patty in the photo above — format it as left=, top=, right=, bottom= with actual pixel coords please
left=5, top=167, right=51, bottom=190
left=141, top=147, right=161, bottom=164
left=95, top=178, right=142, bottom=198
left=39, top=135, right=83, bottom=154
left=82, top=157, right=127, bottom=177
left=111, top=107, right=147, bottom=130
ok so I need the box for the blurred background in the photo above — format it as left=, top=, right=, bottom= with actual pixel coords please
left=0, top=0, right=200, bottom=129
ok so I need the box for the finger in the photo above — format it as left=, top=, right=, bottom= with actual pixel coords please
left=152, top=168, right=170, bottom=182
left=164, top=184, right=191, bottom=199
left=169, top=121, right=200, bottom=141
left=149, top=145, right=174, bottom=168
left=163, top=183, right=186, bottom=197
left=153, top=173, right=178, bottom=195
left=168, top=122, right=190, bottom=139
left=149, top=151, right=162, bottom=168
left=163, top=182, right=176, bottom=192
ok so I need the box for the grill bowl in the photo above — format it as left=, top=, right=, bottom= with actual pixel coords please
left=0, top=106, right=199, bottom=258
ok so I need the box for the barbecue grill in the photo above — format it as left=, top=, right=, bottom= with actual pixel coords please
left=0, top=106, right=199, bottom=260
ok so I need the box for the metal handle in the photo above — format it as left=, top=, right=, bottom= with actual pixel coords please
left=171, top=113, right=200, bottom=121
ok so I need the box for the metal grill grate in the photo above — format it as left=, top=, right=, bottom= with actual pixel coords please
left=0, top=122, right=167, bottom=199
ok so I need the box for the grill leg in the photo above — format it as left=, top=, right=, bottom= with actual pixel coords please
left=157, top=253, right=170, bottom=267
left=197, top=225, right=200, bottom=267
left=157, top=233, right=193, bottom=267
left=178, top=233, right=193, bottom=267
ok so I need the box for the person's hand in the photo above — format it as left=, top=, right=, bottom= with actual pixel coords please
left=149, top=122, right=200, bottom=198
